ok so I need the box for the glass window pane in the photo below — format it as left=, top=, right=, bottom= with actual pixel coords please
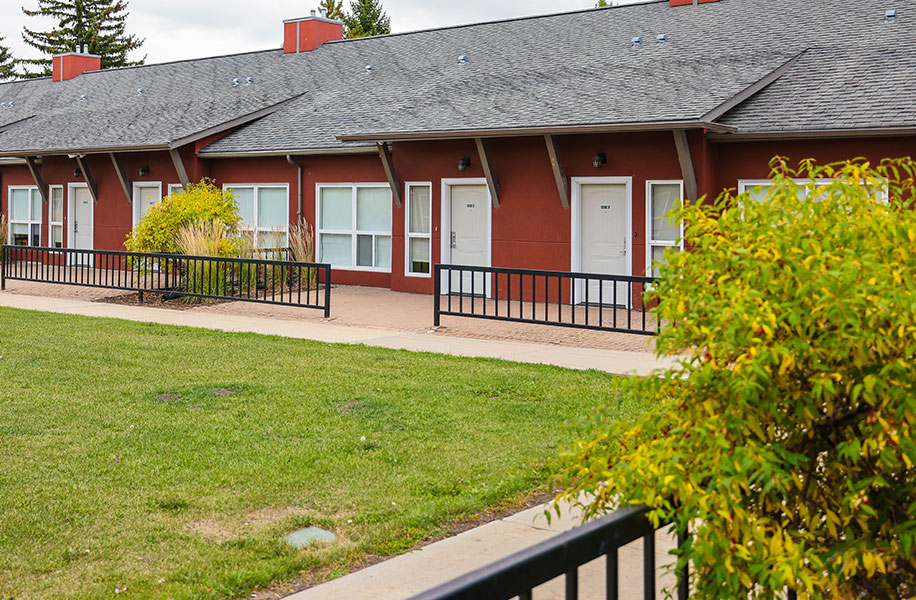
left=356, top=187, right=392, bottom=232
left=319, top=233, right=352, bottom=266
left=230, top=187, right=255, bottom=229
left=651, top=184, right=680, bottom=242
left=356, top=234, right=373, bottom=267
left=258, top=187, right=287, bottom=229
left=31, top=190, right=42, bottom=222
left=651, top=246, right=680, bottom=276
left=31, top=224, right=41, bottom=246
left=409, top=237, right=430, bottom=274
left=10, top=189, right=29, bottom=221
left=408, top=185, right=431, bottom=234
left=52, top=225, right=63, bottom=248
left=51, top=188, right=64, bottom=222
left=746, top=183, right=772, bottom=202
left=11, top=223, right=29, bottom=246
left=320, top=187, right=353, bottom=230
left=258, top=231, right=286, bottom=249
left=375, top=235, right=391, bottom=269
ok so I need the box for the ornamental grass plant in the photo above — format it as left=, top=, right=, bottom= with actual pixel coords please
left=556, top=158, right=916, bottom=599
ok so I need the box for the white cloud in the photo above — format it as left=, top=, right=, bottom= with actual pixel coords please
left=1, top=0, right=643, bottom=65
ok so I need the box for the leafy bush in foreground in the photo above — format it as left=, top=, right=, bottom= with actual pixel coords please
left=556, top=158, right=916, bottom=599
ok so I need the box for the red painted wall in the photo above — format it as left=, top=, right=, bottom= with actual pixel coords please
left=2, top=132, right=913, bottom=296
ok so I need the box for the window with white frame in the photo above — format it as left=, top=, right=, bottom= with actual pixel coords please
left=739, top=178, right=888, bottom=203
left=8, top=186, right=42, bottom=246
left=646, top=181, right=683, bottom=277
left=405, top=183, right=432, bottom=276
left=317, top=184, right=392, bottom=270
left=167, top=184, right=184, bottom=196
left=225, top=184, right=289, bottom=248
left=49, top=186, right=64, bottom=249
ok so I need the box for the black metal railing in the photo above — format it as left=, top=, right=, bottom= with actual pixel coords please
left=408, top=505, right=687, bottom=600
left=1, top=245, right=331, bottom=316
left=434, top=265, right=659, bottom=336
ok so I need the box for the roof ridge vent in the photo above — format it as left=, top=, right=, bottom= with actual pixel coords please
left=656, top=34, right=668, bottom=44
left=458, top=54, right=469, bottom=64
left=885, top=9, right=898, bottom=22
left=365, top=64, right=376, bottom=73
left=632, top=36, right=643, bottom=48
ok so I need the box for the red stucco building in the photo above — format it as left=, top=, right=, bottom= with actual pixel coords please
left=1, top=0, right=913, bottom=294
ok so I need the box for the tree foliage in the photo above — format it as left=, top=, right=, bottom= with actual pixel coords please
left=556, top=158, right=916, bottom=599
left=19, top=0, right=144, bottom=78
left=344, top=0, right=391, bottom=39
left=318, top=0, right=346, bottom=22
left=124, top=179, right=240, bottom=255
left=0, top=33, right=15, bottom=80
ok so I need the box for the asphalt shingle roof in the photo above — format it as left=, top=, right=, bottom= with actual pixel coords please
left=0, top=0, right=913, bottom=156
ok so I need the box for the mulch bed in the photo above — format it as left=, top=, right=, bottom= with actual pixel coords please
left=94, top=292, right=230, bottom=310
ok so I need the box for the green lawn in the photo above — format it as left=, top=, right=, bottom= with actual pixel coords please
left=0, top=307, right=642, bottom=600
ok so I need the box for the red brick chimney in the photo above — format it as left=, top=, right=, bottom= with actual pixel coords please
left=283, top=11, right=344, bottom=54
left=670, top=0, right=721, bottom=5
left=52, top=52, right=101, bottom=81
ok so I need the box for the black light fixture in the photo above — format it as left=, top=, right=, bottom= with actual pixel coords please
left=138, top=165, right=150, bottom=177
left=73, top=168, right=82, bottom=178
left=592, top=152, right=607, bottom=169
left=457, top=156, right=471, bottom=172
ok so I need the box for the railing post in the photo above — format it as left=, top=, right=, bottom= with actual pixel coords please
left=677, top=527, right=689, bottom=600
left=324, top=265, right=331, bottom=319
left=1, top=246, right=6, bottom=290
left=433, top=264, right=441, bottom=327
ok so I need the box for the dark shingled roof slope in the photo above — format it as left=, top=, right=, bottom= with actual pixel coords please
left=1, top=0, right=913, bottom=157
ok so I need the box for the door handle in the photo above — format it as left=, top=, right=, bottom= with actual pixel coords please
left=450, top=232, right=457, bottom=248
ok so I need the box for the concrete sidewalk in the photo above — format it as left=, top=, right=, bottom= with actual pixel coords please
left=284, top=500, right=678, bottom=600
left=0, top=293, right=674, bottom=375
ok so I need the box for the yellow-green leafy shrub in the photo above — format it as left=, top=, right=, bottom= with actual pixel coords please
left=556, top=158, right=916, bottom=599
left=124, top=179, right=240, bottom=255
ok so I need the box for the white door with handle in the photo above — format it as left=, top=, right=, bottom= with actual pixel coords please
left=441, top=180, right=491, bottom=296
left=572, top=178, right=632, bottom=306
left=69, top=185, right=94, bottom=265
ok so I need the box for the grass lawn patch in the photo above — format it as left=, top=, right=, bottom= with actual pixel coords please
left=0, top=307, right=647, bottom=599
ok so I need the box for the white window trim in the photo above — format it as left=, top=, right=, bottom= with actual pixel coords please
left=132, top=181, right=163, bottom=227
left=404, top=181, right=433, bottom=278
left=223, top=183, right=291, bottom=248
left=316, top=182, right=393, bottom=273
left=7, top=185, right=42, bottom=246
left=167, top=183, right=184, bottom=196
left=645, top=180, right=685, bottom=278
left=737, top=178, right=835, bottom=196
left=48, top=184, right=64, bottom=249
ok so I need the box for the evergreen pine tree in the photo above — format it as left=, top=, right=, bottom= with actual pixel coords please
left=19, top=0, right=145, bottom=78
left=318, top=0, right=345, bottom=21
left=0, top=34, right=16, bottom=81
left=344, top=0, right=391, bottom=39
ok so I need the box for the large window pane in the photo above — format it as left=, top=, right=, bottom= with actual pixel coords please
left=52, top=225, right=63, bottom=248
left=320, top=187, right=353, bottom=230
left=651, top=184, right=680, bottom=242
left=10, top=189, right=29, bottom=221
left=31, top=190, right=42, bottom=222
left=408, top=186, right=431, bottom=234
left=320, top=234, right=352, bottom=266
left=11, top=223, right=28, bottom=246
left=31, top=224, right=40, bottom=246
left=258, top=231, right=286, bottom=249
left=356, top=234, right=373, bottom=267
left=375, top=236, right=392, bottom=269
left=356, top=187, right=391, bottom=232
left=230, top=187, right=255, bottom=229
left=258, top=187, right=287, bottom=229
left=51, top=188, right=64, bottom=222
left=651, top=246, right=680, bottom=276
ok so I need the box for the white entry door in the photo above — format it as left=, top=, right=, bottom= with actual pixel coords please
left=70, top=186, right=94, bottom=265
left=133, top=184, right=162, bottom=226
left=575, top=182, right=630, bottom=305
left=442, top=182, right=490, bottom=295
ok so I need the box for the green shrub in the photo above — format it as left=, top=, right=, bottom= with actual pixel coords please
left=556, top=158, right=916, bottom=599
left=124, top=178, right=240, bottom=255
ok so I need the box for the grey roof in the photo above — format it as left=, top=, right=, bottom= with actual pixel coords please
left=1, top=0, right=914, bottom=157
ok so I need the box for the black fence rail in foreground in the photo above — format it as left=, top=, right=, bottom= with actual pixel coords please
left=434, top=264, right=660, bottom=336
left=1, top=245, right=331, bottom=316
left=408, top=505, right=687, bottom=600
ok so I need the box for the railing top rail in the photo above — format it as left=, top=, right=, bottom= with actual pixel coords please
left=435, top=263, right=656, bottom=284
left=408, top=505, right=661, bottom=600
left=1, top=245, right=329, bottom=270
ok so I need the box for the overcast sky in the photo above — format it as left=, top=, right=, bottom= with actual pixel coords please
left=1, top=1, right=642, bottom=66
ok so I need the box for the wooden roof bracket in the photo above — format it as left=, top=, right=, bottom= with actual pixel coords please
left=169, top=148, right=190, bottom=189
left=544, top=135, right=570, bottom=209
left=74, top=155, right=99, bottom=204
left=109, top=152, right=132, bottom=204
left=673, top=130, right=698, bottom=203
left=377, top=142, right=403, bottom=207
left=25, top=156, right=48, bottom=204
left=474, top=137, right=500, bottom=208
